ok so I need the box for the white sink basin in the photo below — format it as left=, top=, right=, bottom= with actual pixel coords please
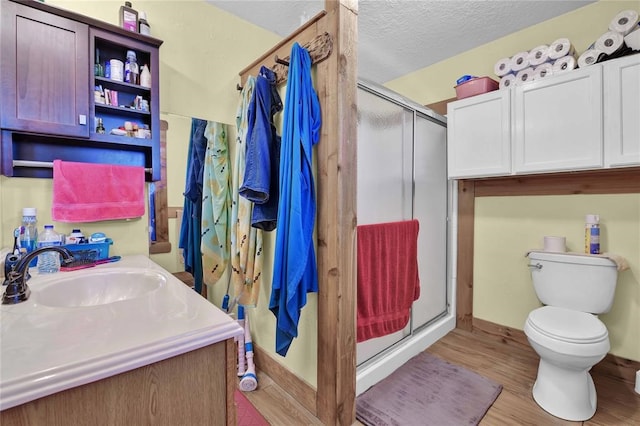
left=0, top=255, right=243, bottom=411
left=35, top=270, right=165, bottom=308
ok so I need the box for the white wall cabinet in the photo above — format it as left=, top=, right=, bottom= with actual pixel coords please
left=447, top=54, right=640, bottom=179
left=604, top=54, right=640, bottom=167
left=513, top=66, right=603, bottom=173
left=446, top=90, right=511, bottom=178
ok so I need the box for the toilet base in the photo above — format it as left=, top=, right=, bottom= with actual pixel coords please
left=532, top=358, right=597, bottom=421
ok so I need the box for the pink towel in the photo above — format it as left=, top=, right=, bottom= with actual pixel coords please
left=52, top=160, right=145, bottom=222
left=357, top=220, right=420, bottom=343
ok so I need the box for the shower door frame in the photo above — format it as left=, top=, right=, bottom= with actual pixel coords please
left=355, top=80, right=458, bottom=395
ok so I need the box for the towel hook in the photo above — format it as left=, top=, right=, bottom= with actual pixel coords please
left=274, top=55, right=289, bottom=66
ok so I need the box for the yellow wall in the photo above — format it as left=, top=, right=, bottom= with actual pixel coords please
left=474, top=195, right=640, bottom=361
left=1, top=0, right=318, bottom=386
left=386, top=0, right=640, bottom=362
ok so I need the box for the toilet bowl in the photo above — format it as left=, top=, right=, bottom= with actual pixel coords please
left=524, top=306, right=610, bottom=421
left=524, top=251, right=620, bottom=422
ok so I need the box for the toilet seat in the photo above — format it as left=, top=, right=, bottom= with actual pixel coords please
left=527, top=306, right=608, bottom=344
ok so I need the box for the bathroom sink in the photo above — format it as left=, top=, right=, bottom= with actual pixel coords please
left=35, top=270, right=165, bottom=308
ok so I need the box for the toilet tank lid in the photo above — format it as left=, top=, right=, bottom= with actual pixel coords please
left=527, top=251, right=617, bottom=267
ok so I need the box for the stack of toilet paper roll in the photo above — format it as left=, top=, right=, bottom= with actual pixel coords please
left=494, top=37, right=577, bottom=89
left=578, top=9, right=639, bottom=68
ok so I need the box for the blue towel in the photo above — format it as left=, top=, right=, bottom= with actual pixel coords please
left=269, top=43, right=322, bottom=356
left=179, top=118, right=208, bottom=295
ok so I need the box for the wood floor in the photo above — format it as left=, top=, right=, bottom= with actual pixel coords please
left=242, top=328, right=640, bottom=425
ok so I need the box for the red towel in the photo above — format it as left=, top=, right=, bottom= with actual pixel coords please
left=52, top=160, right=145, bottom=222
left=357, top=220, right=420, bottom=343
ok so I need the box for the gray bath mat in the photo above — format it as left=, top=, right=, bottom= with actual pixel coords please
left=356, top=351, right=502, bottom=426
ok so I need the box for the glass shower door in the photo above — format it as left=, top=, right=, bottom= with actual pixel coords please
left=356, top=87, right=413, bottom=365
left=356, top=83, right=448, bottom=366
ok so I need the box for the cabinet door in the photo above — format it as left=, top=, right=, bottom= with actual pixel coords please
left=0, top=1, right=89, bottom=138
left=604, top=54, right=640, bottom=167
left=513, top=66, right=603, bottom=173
left=447, top=90, right=511, bottom=178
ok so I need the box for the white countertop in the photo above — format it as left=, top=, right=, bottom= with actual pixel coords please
left=0, top=255, right=243, bottom=410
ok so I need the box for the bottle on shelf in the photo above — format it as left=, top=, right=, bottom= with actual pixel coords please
left=119, top=1, right=138, bottom=32
left=140, top=64, right=151, bottom=88
left=20, top=207, right=38, bottom=267
left=67, top=229, right=85, bottom=244
left=96, top=117, right=106, bottom=134
left=138, top=11, right=151, bottom=36
left=37, top=225, right=62, bottom=274
left=124, top=50, right=139, bottom=85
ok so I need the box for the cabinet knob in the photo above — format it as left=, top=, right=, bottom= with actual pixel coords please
left=78, top=115, right=87, bottom=125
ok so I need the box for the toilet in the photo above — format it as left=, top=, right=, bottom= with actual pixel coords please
left=524, top=251, right=619, bottom=422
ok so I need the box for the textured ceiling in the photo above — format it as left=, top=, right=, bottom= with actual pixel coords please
left=208, top=0, right=595, bottom=84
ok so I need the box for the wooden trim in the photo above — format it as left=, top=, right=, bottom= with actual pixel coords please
left=425, top=97, right=456, bottom=117
left=226, top=339, right=237, bottom=426
left=252, top=343, right=317, bottom=416
left=458, top=168, right=640, bottom=345
left=149, top=241, right=171, bottom=254
left=474, top=167, right=640, bottom=197
left=472, top=317, right=530, bottom=347
left=238, top=10, right=327, bottom=84
left=471, top=317, right=640, bottom=385
left=315, top=2, right=358, bottom=424
left=149, top=120, right=170, bottom=254
left=456, top=180, right=475, bottom=331
left=238, top=2, right=357, bottom=424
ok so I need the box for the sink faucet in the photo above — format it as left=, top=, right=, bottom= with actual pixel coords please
left=2, top=246, right=74, bottom=305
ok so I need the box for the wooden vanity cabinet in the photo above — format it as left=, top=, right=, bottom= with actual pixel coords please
left=0, top=340, right=237, bottom=426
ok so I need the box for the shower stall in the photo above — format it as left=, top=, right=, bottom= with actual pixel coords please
left=355, top=80, right=457, bottom=395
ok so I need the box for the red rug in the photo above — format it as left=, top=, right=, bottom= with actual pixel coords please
left=235, top=389, right=269, bottom=426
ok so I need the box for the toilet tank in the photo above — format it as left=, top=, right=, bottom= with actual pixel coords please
left=527, top=251, right=619, bottom=314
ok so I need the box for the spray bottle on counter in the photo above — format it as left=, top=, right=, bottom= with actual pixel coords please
left=584, top=214, right=600, bottom=254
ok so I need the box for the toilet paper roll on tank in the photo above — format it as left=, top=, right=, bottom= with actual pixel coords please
left=543, top=236, right=567, bottom=253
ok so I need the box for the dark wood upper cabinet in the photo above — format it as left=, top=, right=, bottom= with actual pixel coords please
left=0, top=0, right=163, bottom=181
left=0, top=1, right=90, bottom=138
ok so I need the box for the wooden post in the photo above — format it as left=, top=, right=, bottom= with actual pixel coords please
left=315, top=1, right=358, bottom=424
left=456, top=180, right=475, bottom=331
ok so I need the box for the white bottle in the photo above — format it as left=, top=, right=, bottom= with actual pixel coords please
left=37, top=225, right=62, bottom=274
left=140, top=64, right=151, bottom=88
left=67, top=229, right=85, bottom=244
